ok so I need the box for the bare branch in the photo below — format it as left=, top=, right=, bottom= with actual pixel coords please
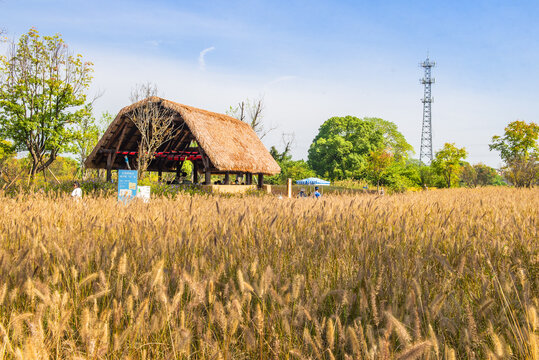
left=130, top=82, right=159, bottom=103
left=281, top=132, right=295, bottom=157
left=128, top=92, right=184, bottom=178
left=227, top=96, right=275, bottom=139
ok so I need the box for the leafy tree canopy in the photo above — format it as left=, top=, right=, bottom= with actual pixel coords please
left=0, top=139, right=15, bottom=161
left=307, top=116, right=411, bottom=180
left=0, top=28, right=93, bottom=180
left=489, top=120, right=539, bottom=187
left=461, top=162, right=502, bottom=187
left=307, top=116, right=385, bottom=179
left=431, top=143, right=467, bottom=188
left=364, top=117, right=414, bottom=161
left=70, top=111, right=114, bottom=179
left=364, top=147, right=393, bottom=189
left=490, top=120, right=539, bottom=162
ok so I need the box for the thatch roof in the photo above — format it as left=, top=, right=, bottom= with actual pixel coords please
left=85, top=97, right=280, bottom=175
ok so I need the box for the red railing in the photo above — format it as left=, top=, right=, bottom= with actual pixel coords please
left=116, top=151, right=201, bottom=161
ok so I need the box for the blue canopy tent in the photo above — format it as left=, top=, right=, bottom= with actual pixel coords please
left=296, top=177, right=330, bottom=186
left=296, top=177, right=330, bottom=196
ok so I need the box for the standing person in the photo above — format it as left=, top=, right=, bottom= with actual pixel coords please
left=71, top=181, right=82, bottom=199
left=314, top=186, right=321, bottom=198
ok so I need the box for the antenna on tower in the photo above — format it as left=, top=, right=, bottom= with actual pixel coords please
left=419, top=56, right=435, bottom=164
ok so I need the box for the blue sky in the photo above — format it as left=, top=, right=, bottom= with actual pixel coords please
left=2, top=0, right=539, bottom=166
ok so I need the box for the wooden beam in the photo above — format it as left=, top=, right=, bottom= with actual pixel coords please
left=120, top=125, right=141, bottom=153
left=160, top=131, right=190, bottom=168
left=110, top=124, right=130, bottom=168
left=96, top=121, right=128, bottom=163
left=155, top=130, right=185, bottom=170
left=224, top=172, right=230, bottom=185
left=258, top=173, right=264, bottom=189
left=198, top=147, right=210, bottom=170
left=172, top=131, right=190, bottom=152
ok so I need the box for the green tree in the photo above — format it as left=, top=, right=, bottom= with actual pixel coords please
left=460, top=162, right=500, bottom=187
left=490, top=120, right=539, bottom=187
left=267, top=144, right=315, bottom=184
left=416, top=162, right=439, bottom=188
left=72, top=112, right=99, bottom=179
left=0, top=28, right=93, bottom=181
left=474, top=163, right=499, bottom=186
left=0, top=139, right=14, bottom=160
left=308, top=116, right=384, bottom=179
left=278, top=160, right=315, bottom=183
left=365, top=117, right=414, bottom=161
left=460, top=162, right=477, bottom=187
left=365, top=147, right=393, bottom=190
left=48, top=156, right=79, bottom=180
left=431, top=143, right=467, bottom=188
left=398, top=158, right=440, bottom=188
left=71, top=111, right=113, bottom=179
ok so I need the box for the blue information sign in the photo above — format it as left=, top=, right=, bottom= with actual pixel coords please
left=118, top=170, right=138, bottom=203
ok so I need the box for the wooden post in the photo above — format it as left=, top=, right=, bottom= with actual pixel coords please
left=258, top=173, right=264, bottom=189
left=205, top=169, right=211, bottom=185
left=246, top=173, right=251, bottom=185
left=106, top=153, right=112, bottom=182
left=287, top=178, right=292, bottom=198
left=224, top=172, right=230, bottom=185
left=193, top=161, right=198, bottom=184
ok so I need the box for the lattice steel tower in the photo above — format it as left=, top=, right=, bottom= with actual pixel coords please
left=419, top=56, right=435, bottom=164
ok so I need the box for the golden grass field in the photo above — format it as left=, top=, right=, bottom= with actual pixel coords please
left=0, top=188, right=537, bottom=359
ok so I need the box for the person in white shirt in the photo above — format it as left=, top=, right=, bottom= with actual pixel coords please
left=71, top=181, right=82, bottom=199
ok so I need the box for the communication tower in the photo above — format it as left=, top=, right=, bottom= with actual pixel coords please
left=419, top=56, right=435, bottom=164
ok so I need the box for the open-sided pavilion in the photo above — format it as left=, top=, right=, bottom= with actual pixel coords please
left=85, top=97, right=280, bottom=188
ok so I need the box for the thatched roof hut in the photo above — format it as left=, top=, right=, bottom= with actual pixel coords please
left=85, top=97, right=280, bottom=185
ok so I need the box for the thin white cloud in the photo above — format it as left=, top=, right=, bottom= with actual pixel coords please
left=265, top=75, right=297, bottom=87
left=198, top=46, right=215, bottom=70
left=145, top=40, right=162, bottom=47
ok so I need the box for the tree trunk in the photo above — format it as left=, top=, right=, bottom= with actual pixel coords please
left=137, top=152, right=152, bottom=180
left=29, top=163, right=37, bottom=182
left=28, top=147, right=39, bottom=182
